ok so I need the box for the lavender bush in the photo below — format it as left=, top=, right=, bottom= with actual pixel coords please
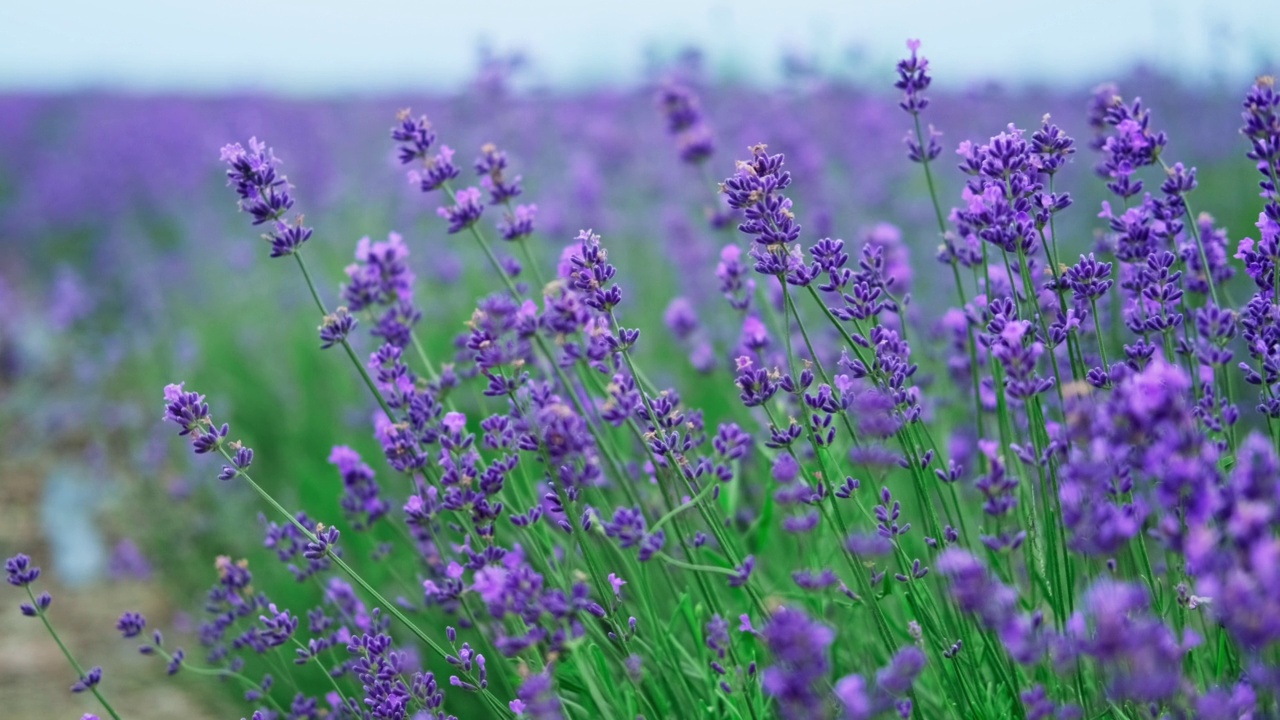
left=8, top=41, right=1280, bottom=719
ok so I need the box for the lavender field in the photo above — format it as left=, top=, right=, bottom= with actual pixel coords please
left=2, top=24, right=1279, bottom=720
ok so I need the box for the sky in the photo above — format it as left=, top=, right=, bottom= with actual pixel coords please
left=0, top=0, right=1272, bottom=94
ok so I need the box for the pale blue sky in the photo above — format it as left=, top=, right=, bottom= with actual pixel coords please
left=0, top=0, right=1270, bottom=93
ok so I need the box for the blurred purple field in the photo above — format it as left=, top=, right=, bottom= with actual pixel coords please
left=0, top=68, right=1256, bottom=350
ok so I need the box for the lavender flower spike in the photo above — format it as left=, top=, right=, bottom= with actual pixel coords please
left=221, top=138, right=312, bottom=257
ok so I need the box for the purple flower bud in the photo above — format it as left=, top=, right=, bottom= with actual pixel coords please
left=70, top=666, right=102, bottom=693
left=117, top=611, right=147, bottom=639
left=760, top=608, right=833, bottom=717
left=728, top=556, right=755, bottom=588
left=895, top=39, right=931, bottom=115
left=771, top=453, right=800, bottom=483
left=318, top=306, right=357, bottom=349
left=5, top=554, right=40, bottom=587
left=304, top=526, right=340, bottom=560
left=220, top=138, right=311, bottom=257
left=437, top=187, right=485, bottom=233
left=663, top=297, right=699, bottom=341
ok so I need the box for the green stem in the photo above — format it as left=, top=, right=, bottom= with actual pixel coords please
left=293, top=251, right=399, bottom=421
left=1158, top=159, right=1221, bottom=307
left=649, top=480, right=719, bottom=533
left=1089, top=298, right=1111, bottom=372
left=156, top=644, right=290, bottom=716
left=26, top=586, right=124, bottom=720
left=654, top=553, right=740, bottom=576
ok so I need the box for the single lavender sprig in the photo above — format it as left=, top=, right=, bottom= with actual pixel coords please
left=896, top=39, right=990, bottom=453
left=6, top=555, right=122, bottom=720
left=221, top=139, right=313, bottom=258
left=657, top=82, right=716, bottom=166
left=220, top=136, right=399, bottom=424
left=657, top=81, right=738, bottom=230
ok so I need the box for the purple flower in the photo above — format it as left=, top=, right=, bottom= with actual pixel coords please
left=116, top=611, right=147, bottom=639
left=304, top=525, right=340, bottom=560
left=512, top=671, right=564, bottom=719
left=663, top=297, right=699, bottom=341
left=1073, top=580, right=1187, bottom=702
left=1242, top=78, right=1280, bottom=234
left=657, top=82, right=716, bottom=165
left=637, top=530, right=666, bottom=562
left=162, top=382, right=238, bottom=456
left=875, top=646, right=925, bottom=696
left=846, top=533, right=893, bottom=557
left=1022, top=685, right=1079, bottom=720
left=165, top=647, right=185, bottom=676
left=1186, top=433, right=1280, bottom=647
left=761, top=608, right=833, bottom=719
left=437, top=187, right=485, bottom=233
left=220, top=138, right=292, bottom=225
left=1063, top=253, right=1114, bottom=302
left=5, top=554, right=39, bottom=587
left=399, top=122, right=460, bottom=190
left=258, top=603, right=298, bottom=648
left=716, top=244, right=756, bottom=311
left=391, top=110, right=437, bottom=165
left=220, top=138, right=312, bottom=257
left=328, top=446, right=387, bottom=529
left=604, top=507, right=647, bottom=549
left=1093, top=94, right=1168, bottom=199
left=70, top=666, right=102, bottom=693
left=607, top=573, right=626, bottom=598
left=705, top=614, right=731, bottom=661
left=895, top=39, right=931, bottom=114
left=19, top=591, right=51, bottom=617
left=990, top=319, right=1054, bottom=400
left=161, top=382, right=208, bottom=436
left=874, top=486, right=910, bottom=538
left=1195, top=683, right=1258, bottom=720
left=722, top=145, right=801, bottom=260
left=728, top=555, right=755, bottom=588
left=565, top=229, right=624, bottom=316
left=341, top=232, right=416, bottom=312
left=733, top=356, right=778, bottom=408
left=475, top=142, right=523, bottom=204
left=107, top=539, right=152, bottom=581
left=499, top=203, right=538, bottom=241
left=835, top=673, right=872, bottom=719
left=318, top=306, right=357, bottom=349
left=771, top=453, right=800, bottom=483
left=936, top=549, right=1048, bottom=663
left=740, top=315, right=769, bottom=354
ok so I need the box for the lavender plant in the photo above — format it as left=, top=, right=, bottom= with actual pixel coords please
left=11, top=43, right=1280, bottom=720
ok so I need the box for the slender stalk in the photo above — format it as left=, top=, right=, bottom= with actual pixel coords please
left=1089, top=298, right=1111, bottom=372
left=25, top=586, right=123, bottom=720
left=1157, top=159, right=1221, bottom=308
left=293, top=251, right=398, bottom=421
left=912, top=111, right=989, bottom=459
